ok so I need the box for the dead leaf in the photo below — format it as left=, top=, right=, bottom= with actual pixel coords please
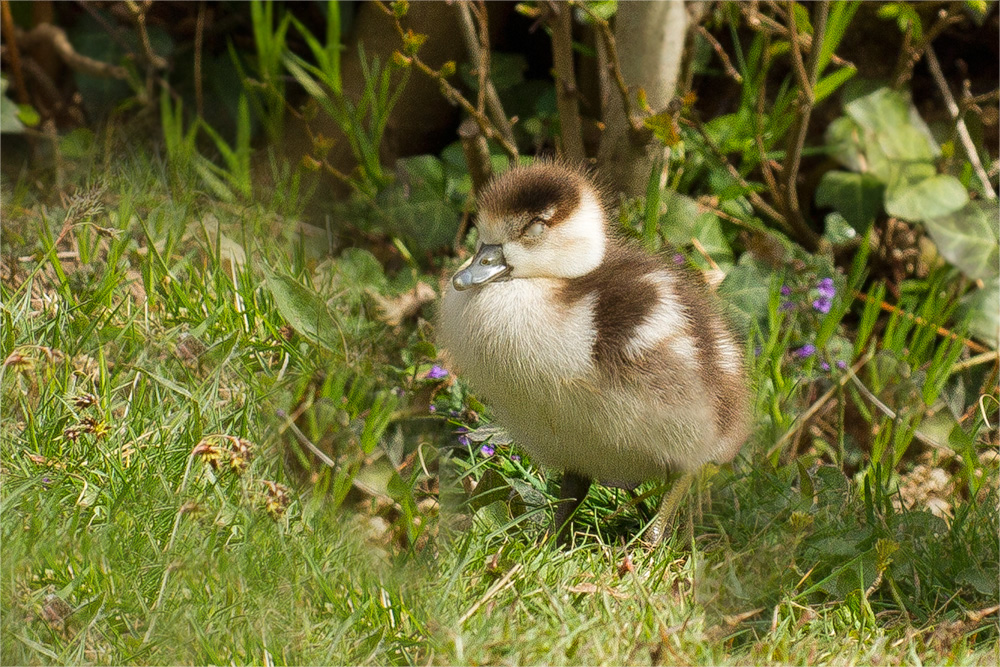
left=723, top=608, right=764, bottom=626
left=566, top=582, right=598, bottom=594
left=369, top=282, right=436, bottom=326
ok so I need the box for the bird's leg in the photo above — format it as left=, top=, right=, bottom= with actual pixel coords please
left=644, top=471, right=696, bottom=546
left=553, top=471, right=592, bottom=546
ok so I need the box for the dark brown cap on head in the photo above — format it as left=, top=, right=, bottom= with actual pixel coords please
left=477, top=162, right=586, bottom=226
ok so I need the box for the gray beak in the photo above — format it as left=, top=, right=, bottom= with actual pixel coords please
left=452, top=244, right=511, bottom=291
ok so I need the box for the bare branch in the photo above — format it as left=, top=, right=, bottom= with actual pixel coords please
left=695, top=24, right=742, bottom=85
left=1, top=0, right=29, bottom=104
left=459, top=117, right=493, bottom=195
left=455, top=1, right=516, bottom=148
left=14, top=23, right=129, bottom=79
left=684, top=117, right=789, bottom=231
left=574, top=0, right=646, bottom=137
left=547, top=1, right=586, bottom=162
left=891, top=3, right=964, bottom=90
left=925, top=45, right=996, bottom=200
left=780, top=0, right=827, bottom=252
left=377, top=2, right=519, bottom=159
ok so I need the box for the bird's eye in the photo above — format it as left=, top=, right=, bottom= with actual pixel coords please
left=523, top=220, right=546, bottom=238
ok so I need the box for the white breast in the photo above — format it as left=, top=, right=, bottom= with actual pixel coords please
left=438, top=277, right=726, bottom=483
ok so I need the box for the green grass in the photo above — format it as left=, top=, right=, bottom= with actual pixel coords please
left=2, top=150, right=997, bottom=665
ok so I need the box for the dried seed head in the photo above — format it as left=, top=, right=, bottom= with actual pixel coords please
left=261, top=480, right=291, bottom=519
left=73, top=393, right=99, bottom=409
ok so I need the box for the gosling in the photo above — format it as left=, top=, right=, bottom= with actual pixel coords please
left=438, top=161, right=750, bottom=544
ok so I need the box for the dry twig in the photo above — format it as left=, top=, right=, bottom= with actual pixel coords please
left=377, top=1, right=518, bottom=159
left=781, top=0, right=827, bottom=252
left=547, top=1, right=585, bottom=162
left=925, top=45, right=996, bottom=200
left=455, top=1, right=516, bottom=148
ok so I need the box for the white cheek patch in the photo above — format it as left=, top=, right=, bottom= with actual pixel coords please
left=504, top=191, right=607, bottom=280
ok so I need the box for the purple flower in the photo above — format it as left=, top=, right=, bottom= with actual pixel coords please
left=836, top=360, right=848, bottom=370
left=817, top=278, right=836, bottom=299
left=820, top=361, right=831, bottom=371
left=41, top=477, right=51, bottom=487
left=428, top=405, right=437, bottom=413
left=672, top=253, right=685, bottom=265
left=812, top=297, right=832, bottom=314
left=449, top=410, right=460, bottom=417
left=458, top=434, right=470, bottom=447
left=780, top=285, right=792, bottom=296
left=480, top=443, right=495, bottom=457
left=780, top=301, right=796, bottom=311
left=510, top=454, right=521, bottom=462
left=427, top=365, right=449, bottom=380
left=795, top=344, right=816, bottom=359
left=754, top=345, right=763, bottom=357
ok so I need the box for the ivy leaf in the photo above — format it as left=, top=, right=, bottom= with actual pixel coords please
left=718, top=258, right=772, bottom=335
left=885, top=172, right=968, bottom=222
left=815, top=170, right=884, bottom=233
left=958, top=277, right=999, bottom=349
left=262, top=265, right=346, bottom=356
left=923, top=201, right=999, bottom=281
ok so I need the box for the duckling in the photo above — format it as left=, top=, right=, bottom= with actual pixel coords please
left=438, top=161, right=750, bottom=544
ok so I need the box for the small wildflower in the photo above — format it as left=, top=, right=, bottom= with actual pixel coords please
left=480, top=443, right=495, bottom=457
left=457, top=434, right=471, bottom=447
left=780, top=285, right=792, bottom=296
left=261, top=480, right=291, bottom=519
left=392, top=387, right=405, bottom=398
left=795, top=344, right=816, bottom=359
left=817, top=278, right=836, bottom=299
left=510, top=454, right=521, bottom=462
left=820, top=361, right=831, bottom=371
left=73, top=393, right=99, bottom=409
left=428, top=405, right=437, bottom=413
left=427, top=365, right=449, bottom=380
left=836, top=360, right=848, bottom=370
left=449, top=410, right=460, bottom=417
left=63, top=426, right=84, bottom=442
left=192, top=439, right=225, bottom=469
left=672, top=253, right=685, bottom=265
left=5, top=349, right=37, bottom=373
left=780, top=301, right=796, bottom=311
left=812, top=297, right=832, bottom=314
left=41, top=476, right=51, bottom=486
left=228, top=437, right=254, bottom=473
left=754, top=345, right=763, bottom=356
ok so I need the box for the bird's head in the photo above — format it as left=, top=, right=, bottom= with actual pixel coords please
left=452, top=162, right=607, bottom=290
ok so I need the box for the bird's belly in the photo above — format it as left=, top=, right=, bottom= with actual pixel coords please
left=494, top=383, right=715, bottom=484
left=439, top=279, right=720, bottom=484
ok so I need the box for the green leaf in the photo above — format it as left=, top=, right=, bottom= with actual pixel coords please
left=262, top=265, right=346, bottom=356
left=658, top=190, right=701, bottom=245
left=819, top=1, right=860, bottom=74
left=0, top=86, right=23, bottom=133
left=923, top=201, right=999, bottom=281
left=814, top=66, right=856, bottom=104
left=825, top=117, right=865, bottom=172
left=718, top=258, right=772, bottom=335
left=885, top=173, right=968, bottom=222
left=378, top=155, right=462, bottom=253
left=791, top=3, right=813, bottom=35
left=844, top=87, right=939, bottom=180
left=815, top=170, right=884, bottom=233
left=959, top=277, right=999, bottom=349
